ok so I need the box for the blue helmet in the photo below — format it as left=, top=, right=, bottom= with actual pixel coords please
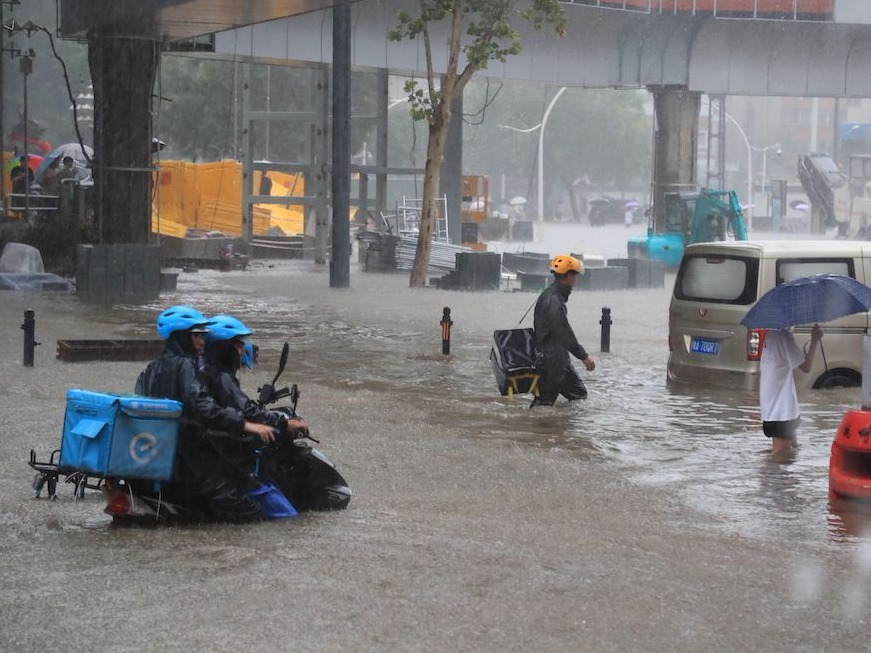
left=156, top=305, right=208, bottom=339
left=204, top=314, right=253, bottom=348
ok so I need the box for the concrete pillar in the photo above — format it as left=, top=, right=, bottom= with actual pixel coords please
left=359, top=173, right=369, bottom=213
left=330, top=0, right=351, bottom=287
left=241, top=63, right=253, bottom=247
left=312, top=69, right=330, bottom=264
left=375, top=69, right=389, bottom=218
left=650, top=87, right=700, bottom=225
left=88, top=28, right=159, bottom=245
left=440, top=91, right=463, bottom=245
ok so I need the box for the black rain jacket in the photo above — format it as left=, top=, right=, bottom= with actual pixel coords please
left=136, top=340, right=246, bottom=436
left=200, top=364, right=288, bottom=430
left=533, top=280, right=588, bottom=361
left=135, top=340, right=262, bottom=522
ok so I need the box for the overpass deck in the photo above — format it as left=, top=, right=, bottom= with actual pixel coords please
left=207, top=0, right=871, bottom=97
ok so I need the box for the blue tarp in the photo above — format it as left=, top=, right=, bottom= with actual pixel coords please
left=838, top=123, right=871, bottom=142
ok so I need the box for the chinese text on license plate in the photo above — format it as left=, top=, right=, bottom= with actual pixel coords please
left=690, top=337, right=719, bottom=355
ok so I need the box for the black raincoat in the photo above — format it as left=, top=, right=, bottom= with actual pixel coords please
left=533, top=280, right=589, bottom=405
left=199, top=362, right=291, bottom=483
left=200, top=365, right=287, bottom=429
left=135, top=340, right=262, bottom=522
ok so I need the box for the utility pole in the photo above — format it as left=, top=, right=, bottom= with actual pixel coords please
left=20, top=50, right=31, bottom=217
left=0, top=0, right=22, bottom=209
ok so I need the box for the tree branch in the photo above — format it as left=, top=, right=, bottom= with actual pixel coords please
left=455, top=59, right=480, bottom=95
left=455, top=2, right=513, bottom=93
left=421, top=2, right=436, bottom=102
left=446, top=0, right=464, bottom=83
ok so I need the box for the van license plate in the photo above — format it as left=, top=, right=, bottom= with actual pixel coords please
left=690, top=337, right=719, bottom=355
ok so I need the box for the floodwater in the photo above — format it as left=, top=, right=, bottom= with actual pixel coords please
left=199, top=221, right=865, bottom=546
left=3, top=222, right=871, bottom=650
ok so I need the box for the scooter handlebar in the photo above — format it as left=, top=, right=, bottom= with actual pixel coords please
left=273, top=387, right=291, bottom=401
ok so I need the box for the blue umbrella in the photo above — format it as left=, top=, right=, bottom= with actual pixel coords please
left=32, top=143, right=93, bottom=183
left=741, top=273, right=871, bottom=330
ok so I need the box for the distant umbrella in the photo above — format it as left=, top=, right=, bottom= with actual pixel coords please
left=33, top=143, right=94, bottom=183
left=7, top=154, right=42, bottom=174
left=792, top=202, right=810, bottom=213
left=741, top=274, right=871, bottom=330
left=624, top=200, right=640, bottom=209
left=509, top=196, right=527, bottom=206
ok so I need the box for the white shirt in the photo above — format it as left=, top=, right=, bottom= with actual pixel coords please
left=759, top=330, right=805, bottom=422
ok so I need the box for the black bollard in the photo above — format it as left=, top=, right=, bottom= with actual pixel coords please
left=21, top=309, right=39, bottom=367
left=600, top=307, right=612, bottom=353
left=440, top=306, right=453, bottom=355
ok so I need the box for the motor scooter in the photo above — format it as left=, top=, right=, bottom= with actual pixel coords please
left=31, top=343, right=351, bottom=524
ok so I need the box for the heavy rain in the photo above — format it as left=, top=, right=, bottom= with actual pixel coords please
left=4, top=0, right=871, bottom=651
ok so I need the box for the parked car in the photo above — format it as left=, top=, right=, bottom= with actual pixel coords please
left=668, top=240, right=870, bottom=391
left=588, top=196, right=638, bottom=226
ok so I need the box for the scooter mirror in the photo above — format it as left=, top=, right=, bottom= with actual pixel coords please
left=273, top=342, right=289, bottom=387
left=258, top=383, right=275, bottom=405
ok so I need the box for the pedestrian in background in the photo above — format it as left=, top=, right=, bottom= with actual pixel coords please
left=57, top=156, right=85, bottom=183
left=41, top=158, right=60, bottom=195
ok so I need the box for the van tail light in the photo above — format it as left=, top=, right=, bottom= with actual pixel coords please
left=668, top=334, right=673, bottom=352
left=747, top=329, right=767, bottom=361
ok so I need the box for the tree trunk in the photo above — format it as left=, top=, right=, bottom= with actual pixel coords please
left=89, top=30, right=158, bottom=244
left=409, top=119, right=448, bottom=287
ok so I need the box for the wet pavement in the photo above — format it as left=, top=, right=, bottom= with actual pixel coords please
left=3, top=224, right=871, bottom=651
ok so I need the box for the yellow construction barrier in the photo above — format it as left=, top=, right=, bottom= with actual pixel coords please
left=150, top=212, right=189, bottom=239
left=0, top=153, right=305, bottom=238
left=151, top=161, right=306, bottom=237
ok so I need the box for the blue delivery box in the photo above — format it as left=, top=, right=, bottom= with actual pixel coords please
left=59, top=389, right=183, bottom=480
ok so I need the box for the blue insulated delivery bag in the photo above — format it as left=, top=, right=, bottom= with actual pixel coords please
left=59, top=389, right=183, bottom=480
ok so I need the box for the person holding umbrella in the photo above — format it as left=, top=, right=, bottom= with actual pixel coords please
left=624, top=200, right=639, bottom=228
left=742, top=273, right=871, bottom=459
left=759, top=325, right=823, bottom=459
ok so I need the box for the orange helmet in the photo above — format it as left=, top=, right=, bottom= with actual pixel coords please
left=550, top=255, right=583, bottom=275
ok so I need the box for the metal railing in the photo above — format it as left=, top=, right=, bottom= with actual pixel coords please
left=567, top=0, right=834, bottom=22
left=5, top=193, right=59, bottom=213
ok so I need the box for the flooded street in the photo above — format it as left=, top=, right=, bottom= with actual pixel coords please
left=3, top=223, right=871, bottom=650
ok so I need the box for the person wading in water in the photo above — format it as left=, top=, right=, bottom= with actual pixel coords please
left=531, top=255, right=596, bottom=407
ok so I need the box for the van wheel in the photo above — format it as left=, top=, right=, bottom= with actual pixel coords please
left=814, top=370, right=861, bottom=389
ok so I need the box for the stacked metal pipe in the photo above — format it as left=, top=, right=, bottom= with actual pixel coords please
left=396, top=236, right=472, bottom=274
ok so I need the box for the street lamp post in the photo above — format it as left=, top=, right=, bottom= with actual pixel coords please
left=499, top=86, right=567, bottom=222
left=537, top=87, right=566, bottom=222
left=721, top=111, right=754, bottom=228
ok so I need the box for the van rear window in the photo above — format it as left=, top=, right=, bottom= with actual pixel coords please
left=776, top=258, right=855, bottom=284
left=675, top=255, right=759, bottom=304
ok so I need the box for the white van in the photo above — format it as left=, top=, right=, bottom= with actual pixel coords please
left=668, top=240, right=870, bottom=390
